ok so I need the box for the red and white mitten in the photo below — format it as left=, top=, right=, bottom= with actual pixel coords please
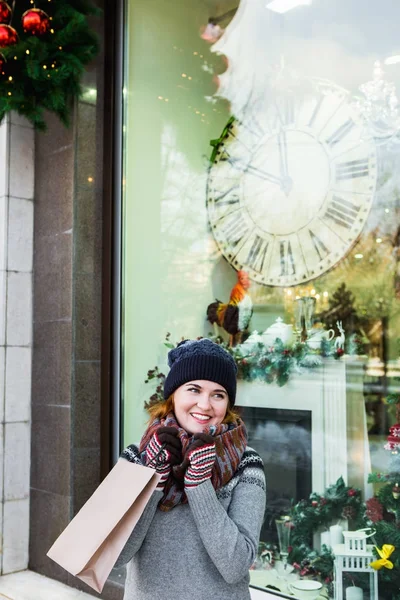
left=145, top=427, right=182, bottom=490
left=183, top=433, right=216, bottom=489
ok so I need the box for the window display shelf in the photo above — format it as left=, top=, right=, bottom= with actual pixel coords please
left=250, top=569, right=329, bottom=599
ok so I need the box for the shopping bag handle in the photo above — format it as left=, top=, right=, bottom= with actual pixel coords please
left=146, top=443, right=167, bottom=469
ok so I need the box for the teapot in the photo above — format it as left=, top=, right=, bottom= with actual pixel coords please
left=307, top=327, right=335, bottom=349
left=239, top=330, right=262, bottom=354
left=261, top=318, right=293, bottom=346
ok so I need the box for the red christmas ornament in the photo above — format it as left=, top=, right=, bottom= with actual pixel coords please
left=0, top=23, right=17, bottom=47
left=22, top=8, right=50, bottom=35
left=0, top=1, right=11, bottom=24
left=311, top=500, right=318, bottom=507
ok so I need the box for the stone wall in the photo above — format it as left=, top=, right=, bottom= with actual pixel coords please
left=0, top=113, right=34, bottom=573
left=29, top=4, right=124, bottom=596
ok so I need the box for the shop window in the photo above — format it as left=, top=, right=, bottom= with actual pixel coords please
left=122, top=0, right=400, bottom=597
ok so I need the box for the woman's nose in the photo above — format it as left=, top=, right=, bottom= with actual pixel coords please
left=196, top=394, right=212, bottom=410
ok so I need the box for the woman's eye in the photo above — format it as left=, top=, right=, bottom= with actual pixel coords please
left=188, top=387, right=199, bottom=393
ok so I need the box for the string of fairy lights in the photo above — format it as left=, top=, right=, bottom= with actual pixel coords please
left=0, top=0, right=98, bottom=127
left=153, top=43, right=225, bottom=126
left=0, top=0, right=56, bottom=95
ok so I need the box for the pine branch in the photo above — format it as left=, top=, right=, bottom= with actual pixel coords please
left=0, top=0, right=100, bottom=128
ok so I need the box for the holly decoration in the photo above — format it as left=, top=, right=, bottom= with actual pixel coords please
left=0, top=0, right=99, bottom=129
left=290, top=545, right=334, bottom=583
left=366, top=497, right=384, bottom=523
left=21, top=8, right=49, bottom=35
left=0, top=1, right=11, bottom=23
left=282, top=478, right=364, bottom=596
left=289, top=477, right=364, bottom=548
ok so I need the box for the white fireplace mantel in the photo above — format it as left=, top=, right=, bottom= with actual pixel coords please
left=236, top=359, right=348, bottom=494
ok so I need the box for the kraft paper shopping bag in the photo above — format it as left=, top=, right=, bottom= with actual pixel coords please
left=47, top=458, right=161, bottom=593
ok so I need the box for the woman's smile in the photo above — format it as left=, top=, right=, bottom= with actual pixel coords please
left=190, top=412, right=212, bottom=423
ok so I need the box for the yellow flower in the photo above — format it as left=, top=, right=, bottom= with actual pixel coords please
left=370, top=545, right=395, bottom=570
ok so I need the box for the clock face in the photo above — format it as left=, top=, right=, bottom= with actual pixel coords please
left=206, top=78, right=378, bottom=286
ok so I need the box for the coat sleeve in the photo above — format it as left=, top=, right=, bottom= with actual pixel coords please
left=113, top=445, right=163, bottom=568
left=185, top=464, right=266, bottom=584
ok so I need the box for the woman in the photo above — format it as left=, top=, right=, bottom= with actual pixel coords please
left=115, top=338, right=266, bottom=600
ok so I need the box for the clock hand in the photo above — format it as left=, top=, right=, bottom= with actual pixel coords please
left=277, top=129, right=293, bottom=196
left=278, top=129, right=289, bottom=179
left=245, top=164, right=283, bottom=185
left=227, top=156, right=283, bottom=186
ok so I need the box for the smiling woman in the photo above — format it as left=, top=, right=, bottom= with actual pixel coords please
left=115, top=338, right=266, bottom=600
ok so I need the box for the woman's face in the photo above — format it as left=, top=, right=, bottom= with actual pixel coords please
left=173, top=380, right=229, bottom=434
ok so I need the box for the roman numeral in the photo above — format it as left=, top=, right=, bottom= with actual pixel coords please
left=246, top=236, right=269, bottom=273
left=219, top=148, right=231, bottom=162
left=309, top=229, right=329, bottom=261
left=308, top=95, right=324, bottom=128
left=324, top=196, right=359, bottom=229
left=326, top=119, right=355, bottom=148
left=224, top=121, right=235, bottom=141
left=280, top=241, right=296, bottom=276
left=222, top=213, right=249, bottom=248
left=213, top=187, right=240, bottom=207
left=283, top=96, right=295, bottom=126
left=335, top=158, right=369, bottom=180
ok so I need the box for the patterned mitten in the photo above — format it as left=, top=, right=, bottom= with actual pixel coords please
left=183, top=433, right=216, bottom=489
left=145, top=427, right=182, bottom=490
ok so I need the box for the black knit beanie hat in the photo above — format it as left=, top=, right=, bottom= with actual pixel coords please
left=163, top=339, right=238, bottom=406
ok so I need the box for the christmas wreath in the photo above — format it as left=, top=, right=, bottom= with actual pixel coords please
left=0, top=0, right=99, bottom=129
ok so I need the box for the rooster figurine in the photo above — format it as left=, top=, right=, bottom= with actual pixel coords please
left=207, top=270, right=253, bottom=346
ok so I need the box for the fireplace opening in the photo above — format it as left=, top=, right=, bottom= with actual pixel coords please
left=241, top=407, right=312, bottom=545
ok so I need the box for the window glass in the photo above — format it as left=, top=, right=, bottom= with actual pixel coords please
left=122, top=1, right=400, bottom=597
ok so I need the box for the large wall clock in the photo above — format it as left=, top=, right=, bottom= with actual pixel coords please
left=206, top=78, right=378, bottom=287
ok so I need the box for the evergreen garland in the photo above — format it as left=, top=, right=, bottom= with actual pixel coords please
left=289, top=544, right=335, bottom=583
left=0, top=0, right=99, bottom=129
left=290, top=477, right=365, bottom=547
left=220, top=336, right=344, bottom=387
left=287, top=477, right=364, bottom=587
left=144, top=333, right=345, bottom=405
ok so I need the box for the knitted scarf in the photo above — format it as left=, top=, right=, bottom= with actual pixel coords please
left=139, top=412, right=248, bottom=512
